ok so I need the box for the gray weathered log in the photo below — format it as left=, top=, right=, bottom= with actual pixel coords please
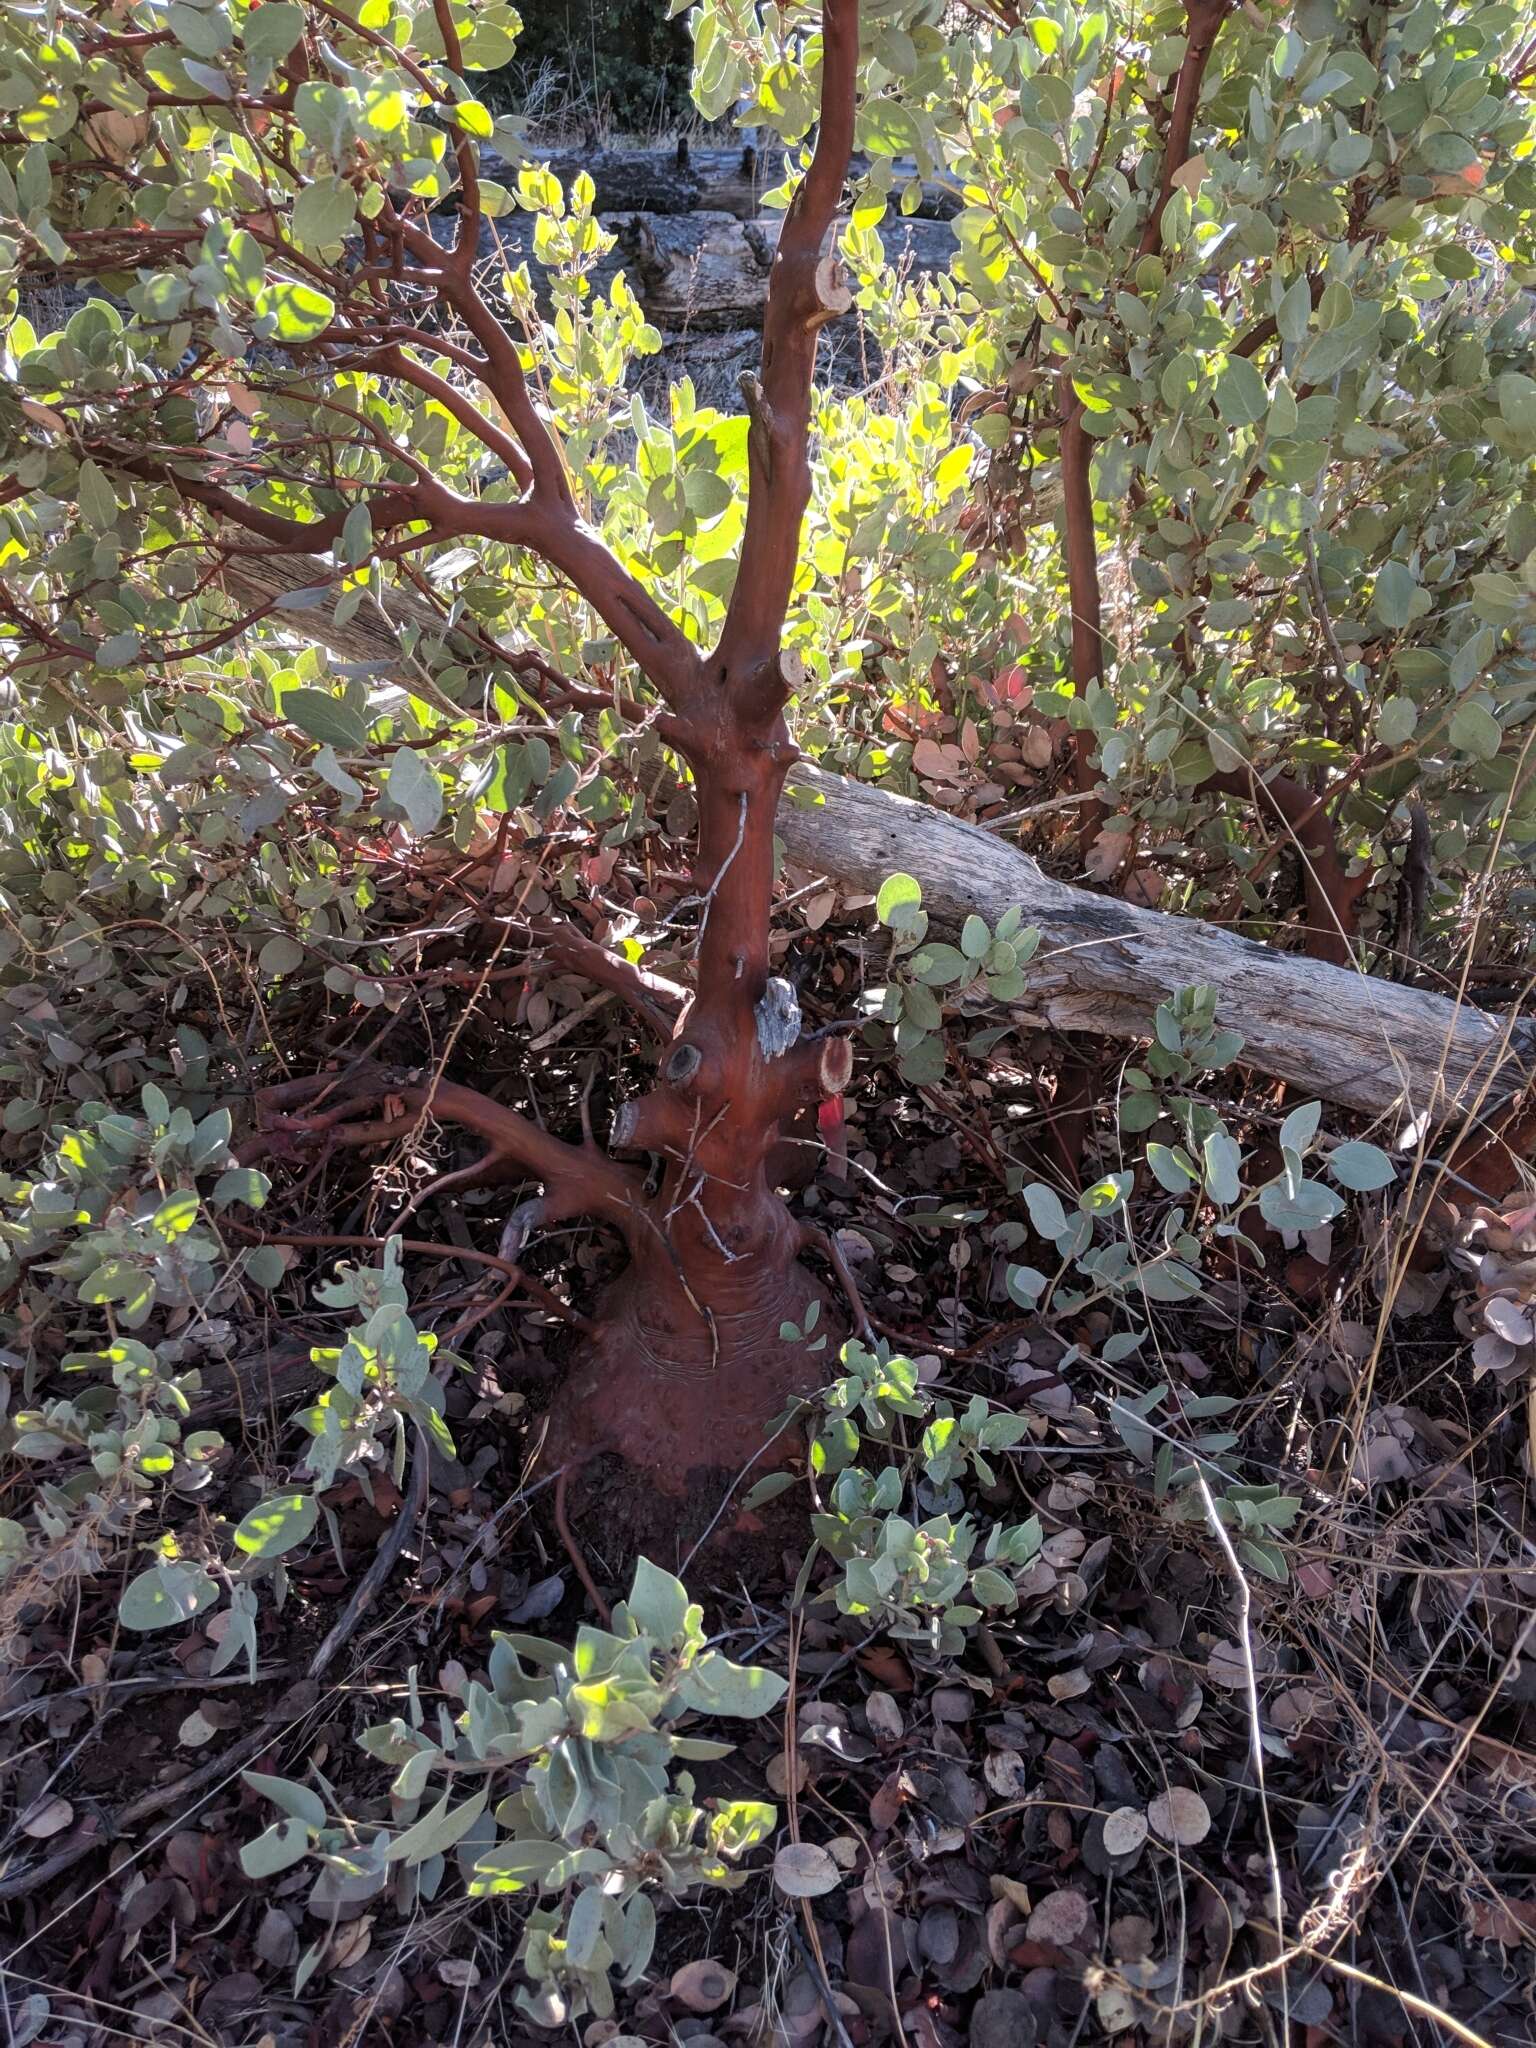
left=498, top=141, right=958, bottom=220
left=487, top=143, right=778, bottom=218
left=528, top=145, right=706, bottom=214
left=776, top=766, right=1535, bottom=1124
left=616, top=211, right=955, bottom=330
left=215, top=555, right=1535, bottom=1126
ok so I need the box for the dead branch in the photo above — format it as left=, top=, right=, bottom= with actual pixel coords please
left=775, top=764, right=1536, bottom=1124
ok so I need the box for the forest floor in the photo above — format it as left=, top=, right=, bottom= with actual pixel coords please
left=3, top=920, right=1536, bottom=2048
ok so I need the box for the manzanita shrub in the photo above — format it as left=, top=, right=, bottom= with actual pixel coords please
left=0, top=0, right=1531, bottom=2019
left=711, top=0, right=1536, bottom=954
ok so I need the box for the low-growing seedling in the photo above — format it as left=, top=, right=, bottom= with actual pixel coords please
left=243, top=1557, right=785, bottom=2023
left=999, top=989, right=1398, bottom=1322
left=1108, top=1381, right=1302, bottom=1582
left=863, top=874, right=1041, bottom=1085
left=788, top=1339, right=1044, bottom=1654
left=0, top=1085, right=270, bottom=1633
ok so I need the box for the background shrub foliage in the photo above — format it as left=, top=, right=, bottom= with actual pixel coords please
left=503, top=0, right=692, bottom=131
left=1, top=0, right=1535, bottom=2023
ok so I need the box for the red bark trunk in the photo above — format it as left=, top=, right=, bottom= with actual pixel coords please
left=255, top=0, right=865, bottom=1498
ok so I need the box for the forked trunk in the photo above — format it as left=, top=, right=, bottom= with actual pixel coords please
left=254, top=0, right=863, bottom=1505
left=543, top=4, right=863, bottom=1490
left=548, top=726, right=853, bottom=1490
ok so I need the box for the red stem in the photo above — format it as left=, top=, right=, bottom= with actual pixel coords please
left=1137, top=0, right=1233, bottom=259
left=1058, top=376, right=1106, bottom=852
left=715, top=0, right=859, bottom=708
left=1200, top=768, right=1368, bottom=966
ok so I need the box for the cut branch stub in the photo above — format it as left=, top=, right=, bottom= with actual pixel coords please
left=813, top=244, right=854, bottom=321
left=755, top=977, right=804, bottom=1059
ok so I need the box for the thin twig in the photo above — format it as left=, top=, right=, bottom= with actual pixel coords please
left=785, top=1915, right=857, bottom=2048
left=1183, top=1454, right=1289, bottom=2042
left=1303, top=527, right=1355, bottom=694
left=307, top=1427, right=430, bottom=1680
left=553, top=1466, right=611, bottom=1626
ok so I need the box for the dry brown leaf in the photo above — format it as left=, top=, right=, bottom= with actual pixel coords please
left=21, top=1795, right=73, bottom=1839
left=1019, top=723, right=1055, bottom=769
left=765, top=1751, right=808, bottom=1796
left=1171, top=151, right=1208, bottom=194
left=1047, top=1667, right=1090, bottom=1701
left=864, top=1690, right=904, bottom=1742
left=985, top=1897, right=1022, bottom=1968
left=773, top=1841, right=841, bottom=1898
left=1123, top=867, right=1164, bottom=907
left=1147, top=1787, right=1212, bottom=1847
left=856, top=1643, right=914, bottom=1691
left=983, top=1748, right=1029, bottom=1798
left=20, top=399, right=67, bottom=435
left=1101, top=1806, right=1149, bottom=1857
left=326, top=1914, right=373, bottom=1970
left=670, top=1959, right=736, bottom=2011
left=1468, top=1895, right=1536, bottom=1947
left=989, top=1873, right=1032, bottom=1914
left=1084, top=824, right=1130, bottom=883
left=1025, top=1888, right=1092, bottom=1947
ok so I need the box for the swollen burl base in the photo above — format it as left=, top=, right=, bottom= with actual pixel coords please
left=542, top=1256, right=836, bottom=1496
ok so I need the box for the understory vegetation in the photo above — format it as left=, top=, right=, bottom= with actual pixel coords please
left=2, top=0, right=1536, bottom=2042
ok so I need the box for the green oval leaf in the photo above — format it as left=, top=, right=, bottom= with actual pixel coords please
left=119, top=1560, right=219, bottom=1631
left=1327, top=1140, right=1396, bottom=1191
left=234, top=1491, right=317, bottom=1559
left=876, top=872, right=922, bottom=927
left=283, top=689, right=369, bottom=749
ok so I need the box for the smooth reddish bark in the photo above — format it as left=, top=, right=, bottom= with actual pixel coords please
left=233, top=1, right=865, bottom=1490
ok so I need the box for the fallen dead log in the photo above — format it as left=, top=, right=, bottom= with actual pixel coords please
left=777, top=766, right=1535, bottom=1124
left=219, top=557, right=1535, bottom=1125
left=615, top=210, right=956, bottom=330
left=482, top=142, right=775, bottom=218
left=498, top=141, right=959, bottom=221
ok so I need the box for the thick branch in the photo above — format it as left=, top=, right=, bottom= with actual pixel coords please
left=114, top=433, right=705, bottom=717
left=1058, top=377, right=1106, bottom=849
left=257, top=1070, right=644, bottom=1238
left=713, top=0, right=859, bottom=707
left=1200, top=767, right=1370, bottom=968
left=1137, top=0, right=1233, bottom=258
left=527, top=914, right=687, bottom=1041
left=393, top=211, right=577, bottom=517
